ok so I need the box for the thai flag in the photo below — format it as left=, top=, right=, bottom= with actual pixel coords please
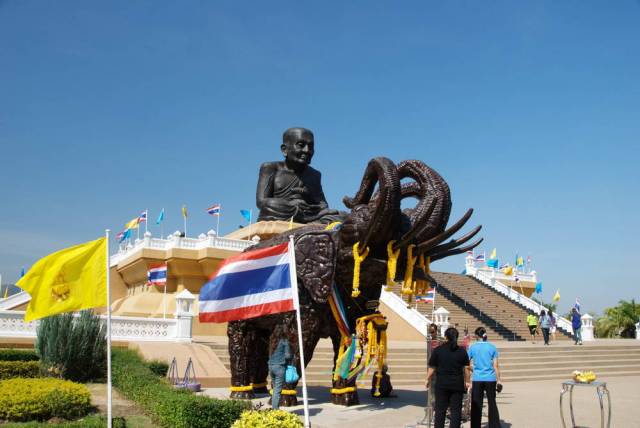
left=416, top=289, right=435, bottom=303
left=138, top=211, right=147, bottom=223
left=474, top=254, right=485, bottom=261
left=207, top=204, right=221, bottom=216
left=147, top=264, right=167, bottom=286
left=199, top=242, right=296, bottom=323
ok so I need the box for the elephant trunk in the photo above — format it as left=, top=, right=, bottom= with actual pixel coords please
left=343, top=157, right=400, bottom=249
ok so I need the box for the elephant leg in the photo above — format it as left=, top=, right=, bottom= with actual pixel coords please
left=329, top=332, right=359, bottom=406
left=332, top=377, right=360, bottom=407
left=227, top=320, right=255, bottom=399
left=251, top=329, right=270, bottom=394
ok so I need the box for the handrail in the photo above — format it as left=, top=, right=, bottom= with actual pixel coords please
left=379, top=289, right=431, bottom=337
left=473, top=270, right=573, bottom=334
left=0, top=291, right=31, bottom=310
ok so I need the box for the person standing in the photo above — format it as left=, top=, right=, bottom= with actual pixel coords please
left=527, top=312, right=538, bottom=344
left=549, top=312, right=557, bottom=342
left=571, top=307, right=583, bottom=345
left=426, top=327, right=470, bottom=428
left=268, top=326, right=292, bottom=410
left=469, top=327, right=502, bottom=428
left=539, top=310, right=551, bottom=346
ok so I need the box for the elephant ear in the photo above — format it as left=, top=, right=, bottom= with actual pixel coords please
left=294, top=231, right=337, bottom=304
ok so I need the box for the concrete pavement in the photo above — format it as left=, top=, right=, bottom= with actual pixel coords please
left=203, top=375, right=640, bottom=427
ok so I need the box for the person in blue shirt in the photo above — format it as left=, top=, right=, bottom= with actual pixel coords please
left=468, top=327, right=502, bottom=428
left=571, top=307, right=583, bottom=345
left=268, top=325, right=292, bottom=410
left=539, top=309, right=552, bottom=346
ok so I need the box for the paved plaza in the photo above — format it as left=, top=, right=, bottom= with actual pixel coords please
left=203, top=374, right=640, bottom=427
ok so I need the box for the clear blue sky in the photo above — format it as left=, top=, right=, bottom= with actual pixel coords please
left=1, top=1, right=638, bottom=314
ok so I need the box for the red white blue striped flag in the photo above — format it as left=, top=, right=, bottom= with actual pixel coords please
left=147, top=264, right=167, bottom=286
left=416, top=288, right=435, bottom=303
left=207, top=204, right=221, bottom=216
left=198, top=242, right=296, bottom=323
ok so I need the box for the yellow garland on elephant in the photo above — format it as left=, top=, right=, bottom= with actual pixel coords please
left=402, top=245, right=418, bottom=296
left=229, top=385, right=253, bottom=392
left=385, top=241, right=400, bottom=291
left=351, top=242, right=369, bottom=298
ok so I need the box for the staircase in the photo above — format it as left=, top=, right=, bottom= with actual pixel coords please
left=386, top=283, right=515, bottom=341
left=203, top=340, right=640, bottom=386
left=431, top=272, right=572, bottom=341
left=205, top=340, right=427, bottom=387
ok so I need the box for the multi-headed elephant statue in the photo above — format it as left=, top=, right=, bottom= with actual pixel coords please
left=227, top=157, right=482, bottom=407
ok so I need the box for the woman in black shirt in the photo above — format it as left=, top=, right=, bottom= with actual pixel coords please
left=426, top=327, right=470, bottom=428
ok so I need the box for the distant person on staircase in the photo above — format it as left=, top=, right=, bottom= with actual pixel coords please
left=571, top=307, right=583, bottom=345
left=539, top=310, right=551, bottom=345
left=426, top=327, right=470, bottom=428
left=527, top=313, right=538, bottom=344
left=549, top=312, right=557, bottom=341
left=469, top=327, right=502, bottom=428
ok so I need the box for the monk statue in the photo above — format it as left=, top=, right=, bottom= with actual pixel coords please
left=256, top=127, right=343, bottom=224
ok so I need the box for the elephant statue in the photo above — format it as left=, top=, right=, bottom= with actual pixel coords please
left=227, top=157, right=482, bottom=406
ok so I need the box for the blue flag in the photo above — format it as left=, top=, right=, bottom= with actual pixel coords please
left=20, top=267, right=26, bottom=278
left=156, top=208, right=165, bottom=225
left=535, top=282, right=542, bottom=294
left=486, top=259, right=499, bottom=268
left=240, top=209, right=252, bottom=222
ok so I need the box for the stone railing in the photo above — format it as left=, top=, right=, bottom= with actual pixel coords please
left=380, top=289, right=431, bottom=337
left=467, top=264, right=573, bottom=335
left=111, top=230, right=254, bottom=266
left=0, top=291, right=31, bottom=310
left=0, top=290, right=197, bottom=342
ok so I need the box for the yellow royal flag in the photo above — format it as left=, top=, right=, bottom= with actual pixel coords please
left=489, top=248, right=497, bottom=259
left=553, top=289, right=561, bottom=302
left=182, top=205, right=188, bottom=218
left=503, top=266, right=513, bottom=276
left=125, top=218, right=139, bottom=230
left=17, top=237, right=107, bottom=322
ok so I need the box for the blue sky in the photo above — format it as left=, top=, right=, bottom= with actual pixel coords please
left=1, top=1, right=638, bottom=314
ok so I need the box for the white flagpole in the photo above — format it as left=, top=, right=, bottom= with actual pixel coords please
left=216, top=207, right=221, bottom=237
left=249, top=209, right=253, bottom=226
left=288, top=236, right=310, bottom=428
left=105, top=229, right=113, bottom=428
left=163, top=281, right=167, bottom=320
left=183, top=209, right=187, bottom=237
left=145, top=210, right=148, bottom=234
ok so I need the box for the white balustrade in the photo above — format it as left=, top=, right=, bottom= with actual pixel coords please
left=0, top=291, right=31, bottom=310
left=636, top=322, right=639, bottom=340
left=433, top=307, right=450, bottom=337
left=467, top=262, right=573, bottom=335
left=0, top=310, right=187, bottom=342
left=581, top=313, right=594, bottom=341
left=379, top=289, right=431, bottom=337
left=111, top=230, right=254, bottom=267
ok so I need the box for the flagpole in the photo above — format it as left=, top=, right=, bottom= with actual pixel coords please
left=105, top=229, right=113, bottom=428
left=183, top=210, right=187, bottom=237
left=163, top=282, right=167, bottom=320
left=288, top=236, right=310, bottom=428
left=249, top=209, right=253, bottom=227
left=216, top=208, right=221, bottom=237
left=145, top=210, right=148, bottom=234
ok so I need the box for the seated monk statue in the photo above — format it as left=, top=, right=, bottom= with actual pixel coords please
left=256, top=127, right=343, bottom=224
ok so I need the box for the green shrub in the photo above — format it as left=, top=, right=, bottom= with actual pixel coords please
left=0, top=415, right=126, bottom=427
left=113, top=349, right=248, bottom=428
left=0, top=361, right=40, bottom=380
left=0, top=349, right=39, bottom=362
left=35, top=311, right=106, bottom=382
left=0, top=378, right=92, bottom=422
left=231, top=410, right=303, bottom=428
left=147, top=360, right=169, bottom=377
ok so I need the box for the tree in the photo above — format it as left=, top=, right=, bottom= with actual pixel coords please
left=595, top=299, right=640, bottom=338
